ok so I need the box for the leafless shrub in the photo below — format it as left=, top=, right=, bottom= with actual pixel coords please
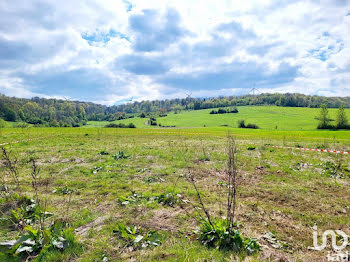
left=1, top=146, right=20, bottom=193
left=29, top=157, right=46, bottom=231
left=28, top=157, right=54, bottom=231
left=187, top=134, right=239, bottom=231
left=226, top=135, right=238, bottom=233
left=29, top=158, right=40, bottom=203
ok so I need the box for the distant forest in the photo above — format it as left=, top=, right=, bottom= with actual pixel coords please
left=0, top=93, right=349, bottom=127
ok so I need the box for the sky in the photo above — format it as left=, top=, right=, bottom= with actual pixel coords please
left=0, top=0, right=350, bottom=105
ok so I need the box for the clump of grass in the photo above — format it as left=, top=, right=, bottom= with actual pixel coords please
left=119, top=191, right=179, bottom=207
left=99, top=150, right=109, bottom=155
left=113, top=223, right=162, bottom=250
left=91, top=166, right=103, bottom=174
left=143, top=175, right=165, bottom=184
left=112, top=151, right=130, bottom=160
left=198, top=218, right=260, bottom=254
left=0, top=220, right=82, bottom=261
left=157, top=192, right=179, bottom=207
left=119, top=191, right=149, bottom=205
left=52, top=186, right=74, bottom=195
left=7, top=196, right=52, bottom=230
left=321, top=160, right=349, bottom=178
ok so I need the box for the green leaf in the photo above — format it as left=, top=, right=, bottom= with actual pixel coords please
left=14, top=234, right=32, bottom=246
left=24, top=225, right=38, bottom=236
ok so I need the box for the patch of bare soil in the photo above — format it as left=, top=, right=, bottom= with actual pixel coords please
left=240, top=167, right=265, bottom=186
left=195, top=163, right=266, bottom=186
left=75, top=215, right=109, bottom=237
left=95, top=202, right=115, bottom=214
left=259, top=248, right=329, bottom=262
left=259, top=246, right=292, bottom=262
left=45, top=157, right=87, bottom=165
left=139, top=208, right=190, bottom=233
left=193, top=159, right=213, bottom=165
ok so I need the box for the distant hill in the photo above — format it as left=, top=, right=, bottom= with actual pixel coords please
left=109, top=106, right=350, bottom=130
left=1, top=93, right=349, bottom=127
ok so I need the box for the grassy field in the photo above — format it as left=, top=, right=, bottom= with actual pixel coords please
left=0, top=126, right=349, bottom=261
left=86, top=106, right=350, bottom=130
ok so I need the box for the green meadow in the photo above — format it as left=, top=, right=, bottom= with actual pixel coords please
left=86, top=106, right=350, bottom=130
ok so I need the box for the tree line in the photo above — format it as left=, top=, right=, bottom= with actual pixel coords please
left=0, top=93, right=350, bottom=126
left=0, top=95, right=105, bottom=127
left=114, top=93, right=350, bottom=114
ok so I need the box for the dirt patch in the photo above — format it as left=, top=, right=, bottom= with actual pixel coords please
left=240, top=168, right=265, bottom=185
left=139, top=208, right=188, bottom=233
left=259, top=246, right=292, bottom=262
left=47, top=157, right=86, bottom=164
left=75, top=215, right=108, bottom=237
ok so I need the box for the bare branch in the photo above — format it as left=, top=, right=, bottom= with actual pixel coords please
left=226, top=135, right=238, bottom=232
left=187, top=170, right=215, bottom=230
left=1, top=146, right=20, bottom=192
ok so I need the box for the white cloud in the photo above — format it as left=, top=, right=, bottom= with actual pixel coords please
left=0, top=0, right=349, bottom=104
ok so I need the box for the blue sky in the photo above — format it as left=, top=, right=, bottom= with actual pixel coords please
left=0, top=0, right=350, bottom=105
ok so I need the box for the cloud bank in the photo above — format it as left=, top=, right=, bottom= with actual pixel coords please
left=0, top=0, right=350, bottom=104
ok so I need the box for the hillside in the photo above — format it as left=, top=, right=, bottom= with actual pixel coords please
left=1, top=93, right=350, bottom=127
left=87, top=106, right=350, bottom=131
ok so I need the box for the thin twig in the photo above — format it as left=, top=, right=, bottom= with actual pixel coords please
left=1, top=146, right=20, bottom=192
left=29, top=157, right=44, bottom=231
left=226, top=135, right=238, bottom=232
left=187, top=170, right=215, bottom=229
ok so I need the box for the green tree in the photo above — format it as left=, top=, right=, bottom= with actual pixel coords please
left=77, top=105, right=86, bottom=120
left=50, top=119, right=59, bottom=127
left=336, top=105, right=348, bottom=129
left=173, top=105, right=182, bottom=114
left=18, top=109, right=25, bottom=120
left=48, top=106, right=56, bottom=121
left=193, top=100, right=201, bottom=110
left=317, top=104, right=331, bottom=129
left=22, top=102, right=40, bottom=121
left=4, top=108, right=17, bottom=121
